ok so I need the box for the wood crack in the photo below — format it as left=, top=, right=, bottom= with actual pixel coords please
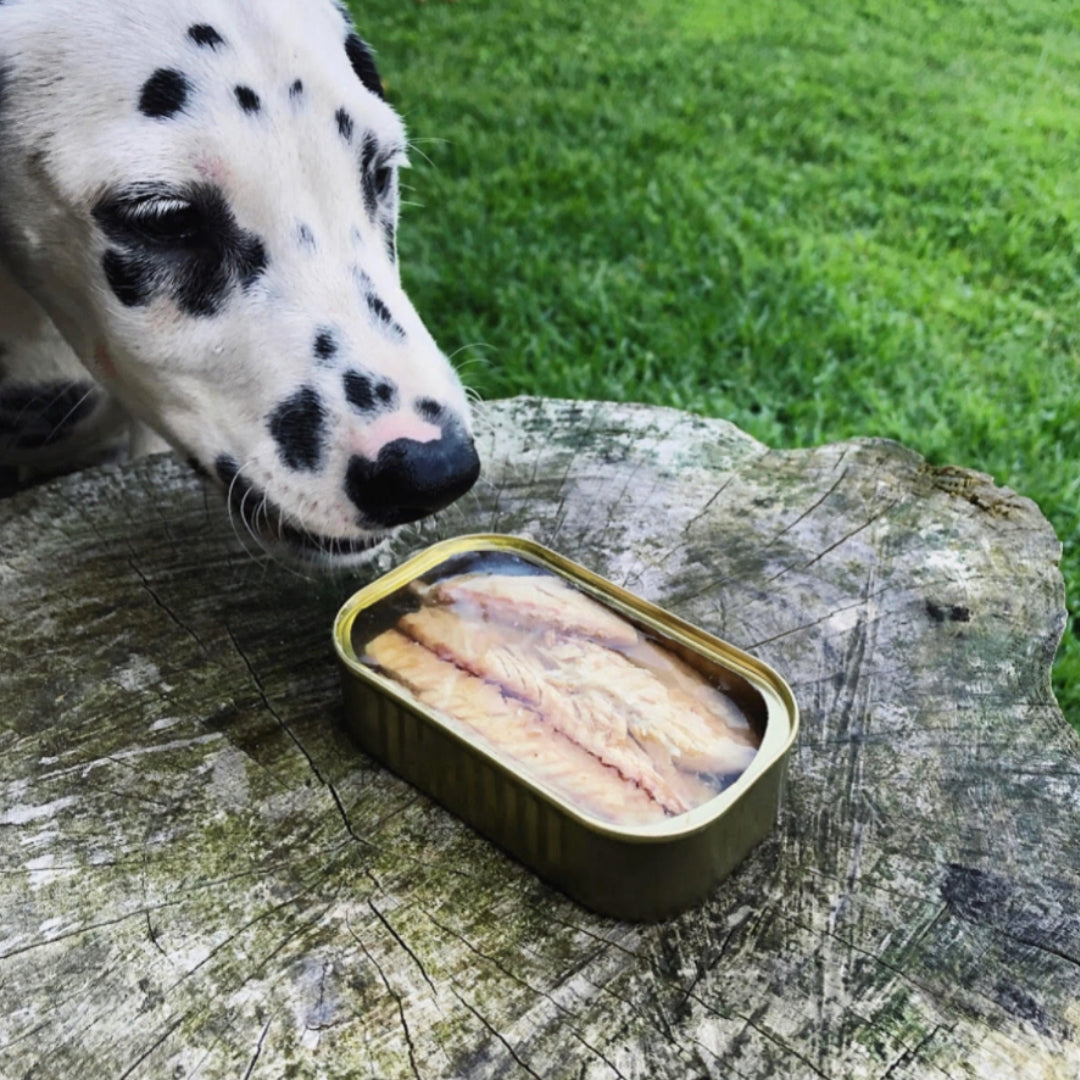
left=421, top=907, right=631, bottom=1079
left=345, top=914, right=427, bottom=1080
left=117, top=1014, right=185, bottom=1080
left=762, top=468, right=850, bottom=548
left=877, top=1023, right=951, bottom=1079
left=241, top=1018, right=272, bottom=1080
left=450, top=987, right=545, bottom=1080
left=745, top=583, right=901, bottom=649
left=125, top=544, right=211, bottom=657
left=725, top=1005, right=831, bottom=1080
left=224, top=621, right=327, bottom=783
left=763, top=502, right=900, bottom=585
left=160, top=890, right=316, bottom=994
left=369, top=899, right=440, bottom=1001
left=0, top=907, right=165, bottom=961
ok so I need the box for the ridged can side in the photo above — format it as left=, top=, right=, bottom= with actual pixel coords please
left=340, top=659, right=787, bottom=921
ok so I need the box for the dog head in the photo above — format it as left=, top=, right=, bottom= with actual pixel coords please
left=0, top=0, right=478, bottom=564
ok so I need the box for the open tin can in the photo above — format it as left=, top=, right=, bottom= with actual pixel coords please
left=333, top=534, right=798, bottom=921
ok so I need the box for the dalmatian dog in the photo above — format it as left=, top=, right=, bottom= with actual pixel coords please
left=0, top=0, right=480, bottom=564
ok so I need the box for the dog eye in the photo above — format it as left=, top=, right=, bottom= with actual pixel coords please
left=373, top=164, right=394, bottom=201
left=122, top=197, right=201, bottom=244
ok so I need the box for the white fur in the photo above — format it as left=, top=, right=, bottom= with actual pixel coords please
left=0, top=0, right=473, bottom=561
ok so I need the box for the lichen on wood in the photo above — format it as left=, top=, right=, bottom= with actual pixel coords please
left=0, top=397, right=1075, bottom=1079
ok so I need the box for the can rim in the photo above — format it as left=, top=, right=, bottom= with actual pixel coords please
left=333, top=533, right=800, bottom=842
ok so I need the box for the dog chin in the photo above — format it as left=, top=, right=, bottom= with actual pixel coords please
left=235, top=503, right=393, bottom=568
left=269, top=523, right=391, bottom=569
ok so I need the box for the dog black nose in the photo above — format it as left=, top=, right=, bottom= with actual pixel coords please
left=344, top=423, right=480, bottom=527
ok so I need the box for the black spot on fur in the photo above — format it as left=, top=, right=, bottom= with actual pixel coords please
left=344, top=370, right=376, bottom=412
left=269, top=386, right=326, bottom=471
left=335, top=107, right=354, bottom=141
left=351, top=269, right=405, bottom=338
left=94, top=182, right=268, bottom=316
left=298, top=223, right=316, bottom=248
left=215, top=454, right=242, bottom=488
left=366, top=293, right=392, bottom=324
left=290, top=79, right=304, bottom=99
left=235, top=85, right=261, bottom=114
left=314, top=329, right=338, bottom=363
left=344, top=371, right=397, bottom=414
left=0, top=381, right=99, bottom=449
left=352, top=266, right=372, bottom=293
left=139, top=69, right=190, bottom=119
left=344, top=33, right=384, bottom=100
left=382, top=220, right=396, bottom=264
left=360, top=133, right=379, bottom=219
left=416, top=398, right=443, bottom=422
left=188, top=24, right=224, bottom=49
left=366, top=293, right=405, bottom=338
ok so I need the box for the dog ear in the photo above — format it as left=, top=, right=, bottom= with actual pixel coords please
left=344, top=33, right=384, bottom=100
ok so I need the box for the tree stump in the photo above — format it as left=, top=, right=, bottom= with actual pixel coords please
left=0, top=397, right=1075, bottom=1080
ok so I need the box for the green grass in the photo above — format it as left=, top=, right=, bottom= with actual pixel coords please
left=350, top=0, right=1080, bottom=725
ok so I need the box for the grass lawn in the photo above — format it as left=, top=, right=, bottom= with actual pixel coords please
left=350, top=0, right=1080, bottom=725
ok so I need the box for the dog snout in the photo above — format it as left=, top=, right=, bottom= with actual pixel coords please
left=345, top=419, right=480, bottom=526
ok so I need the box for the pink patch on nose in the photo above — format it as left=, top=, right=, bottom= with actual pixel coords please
left=350, top=412, right=442, bottom=460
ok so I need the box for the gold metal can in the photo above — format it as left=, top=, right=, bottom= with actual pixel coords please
left=333, top=534, right=798, bottom=921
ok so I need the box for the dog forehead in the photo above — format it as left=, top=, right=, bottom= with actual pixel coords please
left=2, top=0, right=404, bottom=198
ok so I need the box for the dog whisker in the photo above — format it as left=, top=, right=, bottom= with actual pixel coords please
left=447, top=340, right=494, bottom=363
left=403, top=138, right=442, bottom=171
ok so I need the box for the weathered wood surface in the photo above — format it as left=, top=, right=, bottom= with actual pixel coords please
left=0, top=397, right=1075, bottom=1080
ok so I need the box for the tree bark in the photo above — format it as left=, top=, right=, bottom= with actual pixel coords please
left=0, top=397, right=1075, bottom=1079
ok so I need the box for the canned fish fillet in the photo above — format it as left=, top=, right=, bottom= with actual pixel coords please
left=334, top=535, right=798, bottom=920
